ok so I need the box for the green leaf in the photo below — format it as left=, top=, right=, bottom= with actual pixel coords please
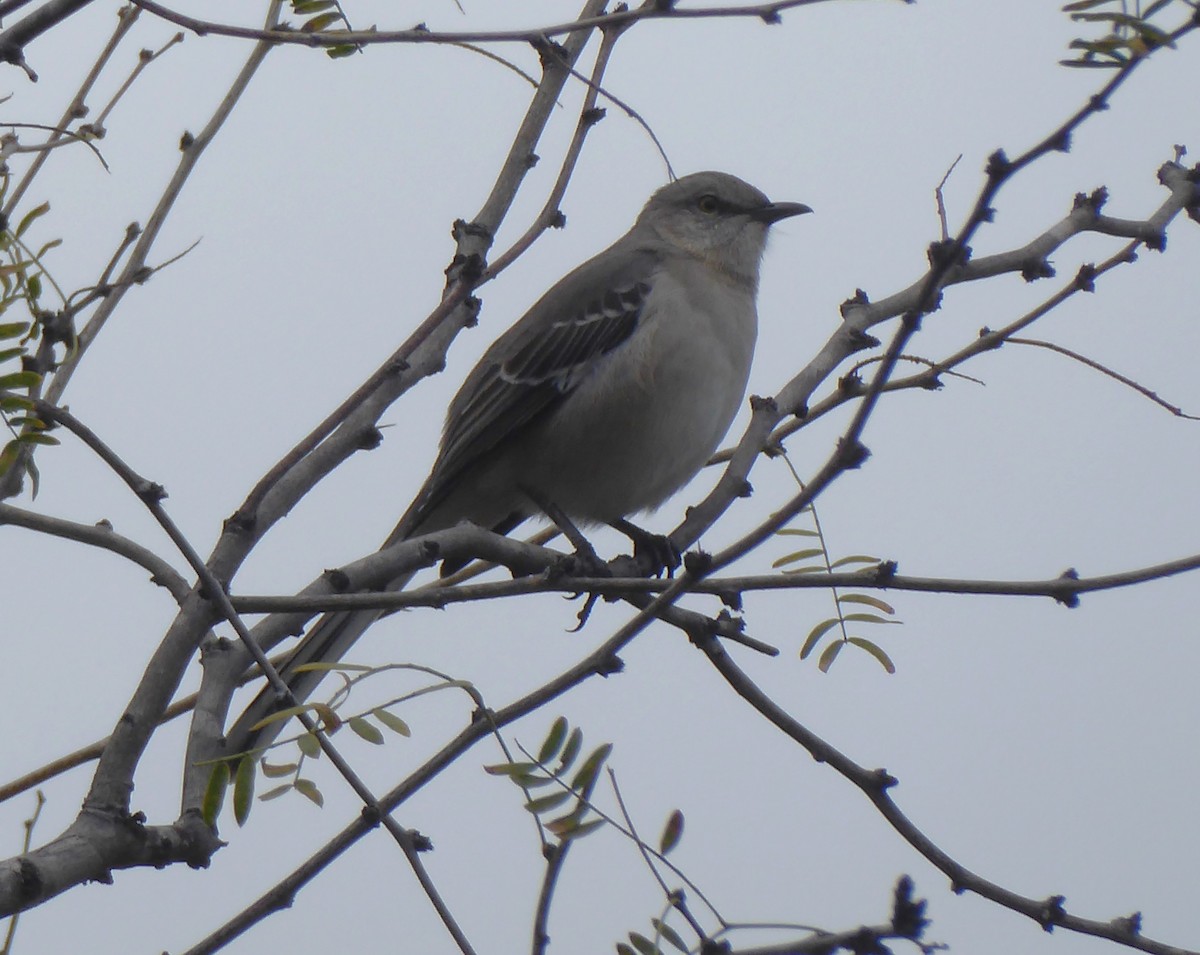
left=840, top=612, right=902, bottom=626
left=259, top=784, right=291, bottom=801
left=847, top=637, right=897, bottom=674
left=201, top=763, right=230, bottom=827
left=1062, top=0, right=1113, bottom=10
left=557, top=726, right=583, bottom=773
left=777, top=527, right=820, bottom=537
left=25, top=453, right=39, bottom=498
left=557, top=817, right=605, bottom=841
left=650, top=920, right=688, bottom=953
left=293, top=778, right=324, bottom=807
left=628, top=932, right=661, bottom=955
left=233, top=754, right=256, bottom=826
left=0, top=321, right=29, bottom=338
left=800, top=618, right=841, bottom=659
left=260, top=760, right=298, bottom=778
left=0, top=370, right=41, bottom=389
left=20, top=433, right=58, bottom=446
left=349, top=715, right=384, bottom=744
left=771, top=547, right=824, bottom=568
left=569, top=742, right=612, bottom=796
left=524, top=791, right=573, bottom=815
left=372, top=707, right=411, bottom=736
left=0, top=440, right=19, bottom=476
left=483, top=761, right=537, bottom=777
left=0, top=347, right=26, bottom=362
left=0, top=395, right=33, bottom=412
left=15, top=201, right=49, bottom=238
left=829, top=554, right=880, bottom=569
left=817, top=639, right=844, bottom=673
left=617, top=945, right=637, bottom=955
left=25, top=274, right=41, bottom=300
left=326, top=43, right=358, bottom=59
left=513, top=774, right=559, bottom=789
left=538, top=716, right=569, bottom=763
left=658, top=809, right=684, bottom=855
left=296, top=732, right=321, bottom=758
left=301, top=11, right=341, bottom=31
left=291, top=0, right=336, bottom=12
left=837, top=593, right=896, bottom=615
left=293, top=660, right=372, bottom=672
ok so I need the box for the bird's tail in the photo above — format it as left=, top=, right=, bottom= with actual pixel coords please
left=224, top=572, right=417, bottom=757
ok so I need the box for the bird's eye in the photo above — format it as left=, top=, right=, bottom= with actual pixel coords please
left=696, top=194, right=720, bottom=215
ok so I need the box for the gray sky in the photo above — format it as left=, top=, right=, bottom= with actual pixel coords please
left=3, top=1, right=1199, bottom=953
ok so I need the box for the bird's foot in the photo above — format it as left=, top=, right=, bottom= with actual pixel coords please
left=610, top=519, right=681, bottom=578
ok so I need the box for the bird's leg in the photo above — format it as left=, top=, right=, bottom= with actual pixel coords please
left=520, top=485, right=609, bottom=578
left=610, top=518, right=681, bottom=578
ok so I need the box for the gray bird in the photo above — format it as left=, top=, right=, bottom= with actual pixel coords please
left=227, top=170, right=810, bottom=753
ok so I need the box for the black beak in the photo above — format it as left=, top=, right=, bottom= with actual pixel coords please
left=751, top=200, right=813, bottom=224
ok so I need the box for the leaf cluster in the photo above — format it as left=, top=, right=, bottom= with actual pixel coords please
left=1062, top=0, right=1184, bottom=67
left=0, top=193, right=62, bottom=488
left=772, top=524, right=901, bottom=674
left=485, top=716, right=612, bottom=842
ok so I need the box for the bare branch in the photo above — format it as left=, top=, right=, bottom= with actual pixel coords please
left=0, top=501, right=190, bottom=601
left=704, top=644, right=1197, bottom=955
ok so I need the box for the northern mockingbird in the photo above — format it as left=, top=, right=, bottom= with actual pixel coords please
left=227, top=171, right=809, bottom=753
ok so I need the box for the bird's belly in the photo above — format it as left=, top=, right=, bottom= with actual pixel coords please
left=513, top=312, right=752, bottom=522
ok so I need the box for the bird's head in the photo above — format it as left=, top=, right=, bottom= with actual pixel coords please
left=636, top=170, right=811, bottom=287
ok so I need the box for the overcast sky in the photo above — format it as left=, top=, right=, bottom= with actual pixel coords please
left=3, top=2, right=1199, bottom=954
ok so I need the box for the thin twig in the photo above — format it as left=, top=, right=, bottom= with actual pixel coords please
left=1009, top=335, right=1200, bottom=419
left=85, top=29, right=185, bottom=135
left=126, top=0, right=876, bottom=49
left=3, top=4, right=138, bottom=216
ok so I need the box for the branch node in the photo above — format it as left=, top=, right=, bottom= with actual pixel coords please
left=683, top=549, right=713, bottom=576
left=985, top=148, right=1012, bottom=179
left=840, top=288, right=870, bottom=318
left=594, top=652, right=624, bottom=677
left=1073, top=186, right=1108, bottom=214
left=322, top=567, right=351, bottom=592
left=359, top=804, right=382, bottom=828
left=1038, top=894, right=1068, bottom=931
left=1020, top=258, right=1056, bottom=283
left=355, top=426, right=384, bottom=451
left=1110, top=912, right=1142, bottom=936
left=838, top=372, right=866, bottom=397
left=891, top=875, right=930, bottom=940
left=748, top=393, right=777, bottom=414
left=873, top=560, right=898, bottom=583
left=835, top=438, right=870, bottom=471
left=136, top=480, right=167, bottom=503
left=846, top=326, right=881, bottom=352
left=868, top=767, right=898, bottom=792
left=1074, top=263, right=1098, bottom=292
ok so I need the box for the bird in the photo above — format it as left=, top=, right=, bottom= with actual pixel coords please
left=226, top=170, right=810, bottom=755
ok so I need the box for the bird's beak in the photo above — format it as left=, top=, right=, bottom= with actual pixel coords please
left=751, top=200, right=813, bottom=224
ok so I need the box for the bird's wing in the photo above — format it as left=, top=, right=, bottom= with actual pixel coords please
left=407, top=242, right=659, bottom=529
